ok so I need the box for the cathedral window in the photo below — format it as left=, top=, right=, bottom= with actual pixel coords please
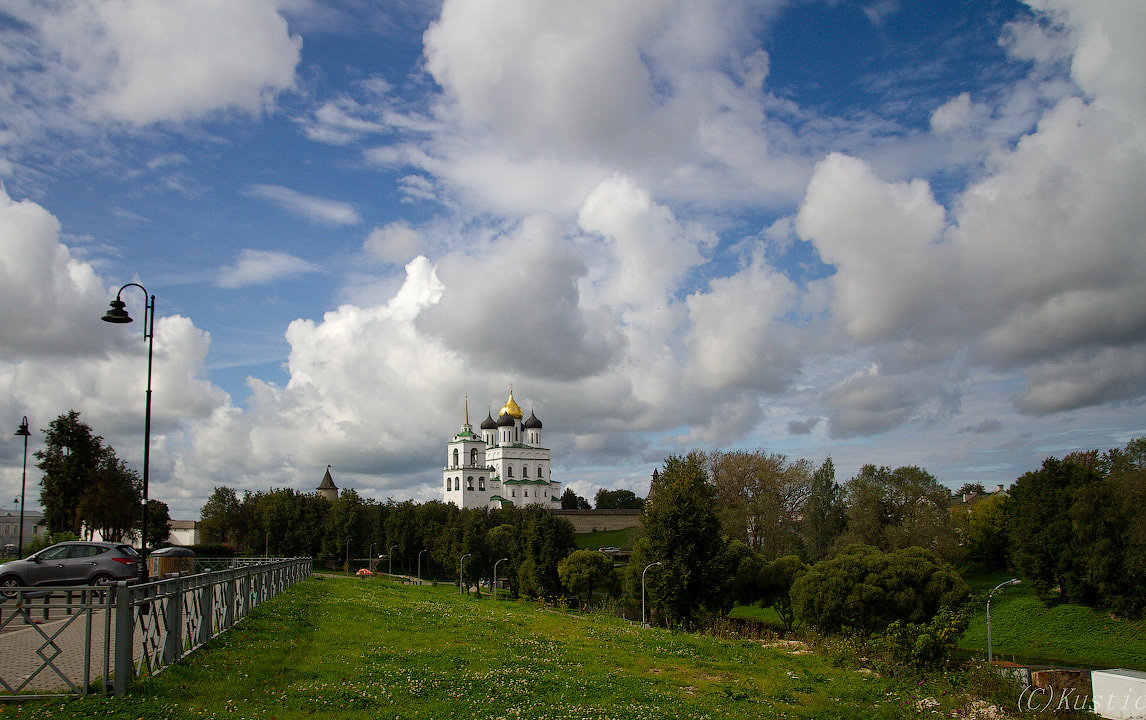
left=507, top=467, right=513, bottom=478
left=524, top=490, right=528, bottom=497
left=479, top=477, right=485, bottom=491
left=537, top=466, right=543, bottom=479
left=523, top=466, right=529, bottom=478
left=467, top=476, right=474, bottom=490
left=470, top=448, right=478, bottom=465
left=452, top=449, right=459, bottom=468
left=511, top=490, right=515, bottom=497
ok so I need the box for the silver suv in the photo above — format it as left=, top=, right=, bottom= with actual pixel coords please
left=0, top=541, right=141, bottom=595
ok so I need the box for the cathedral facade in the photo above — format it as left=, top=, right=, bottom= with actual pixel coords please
left=443, top=390, right=560, bottom=509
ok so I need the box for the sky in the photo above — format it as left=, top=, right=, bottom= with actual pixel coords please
left=1, top=0, right=1144, bottom=521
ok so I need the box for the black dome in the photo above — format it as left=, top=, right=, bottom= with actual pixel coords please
left=480, top=412, right=498, bottom=430
left=497, top=412, right=516, bottom=427
left=523, top=411, right=542, bottom=429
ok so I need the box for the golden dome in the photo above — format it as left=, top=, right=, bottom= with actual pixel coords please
left=499, top=390, right=524, bottom=419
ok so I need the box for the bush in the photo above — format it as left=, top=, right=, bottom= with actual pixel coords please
left=876, top=606, right=969, bottom=672
left=791, top=544, right=968, bottom=635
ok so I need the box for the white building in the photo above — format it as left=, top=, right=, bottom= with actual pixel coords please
left=443, top=390, right=560, bottom=510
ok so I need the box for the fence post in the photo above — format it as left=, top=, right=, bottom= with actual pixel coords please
left=113, top=582, right=133, bottom=696
left=164, top=576, right=183, bottom=665
left=224, top=569, right=235, bottom=630
left=198, top=578, right=213, bottom=646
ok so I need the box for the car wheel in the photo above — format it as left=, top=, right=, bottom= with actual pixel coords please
left=0, top=574, right=20, bottom=599
left=89, top=573, right=115, bottom=587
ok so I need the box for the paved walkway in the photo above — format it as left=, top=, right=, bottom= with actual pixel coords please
left=0, top=604, right=116, bottom=694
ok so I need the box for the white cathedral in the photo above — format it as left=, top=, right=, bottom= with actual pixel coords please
left=443, top=390, right=560, bottom=509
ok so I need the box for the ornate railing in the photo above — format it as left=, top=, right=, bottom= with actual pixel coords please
left=0, top=557, right=311, bottom=699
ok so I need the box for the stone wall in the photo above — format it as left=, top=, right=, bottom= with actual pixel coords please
left=554, top=509, right=642, bottom=534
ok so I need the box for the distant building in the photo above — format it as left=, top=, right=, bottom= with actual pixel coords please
left=316, top=465, right=339, bottom=501
left=168, top=520, right=200, bottom=546
left=443, top=390, right=560, bottom=509
left=1, top=510, right=44, bottom=555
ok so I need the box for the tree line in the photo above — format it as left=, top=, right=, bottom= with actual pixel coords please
left=199, top=486, right=576, bottom=597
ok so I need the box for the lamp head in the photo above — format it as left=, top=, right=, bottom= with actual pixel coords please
left=15, top=416, right=30, bottom=437
left=102, top=298, right=134, bottom=324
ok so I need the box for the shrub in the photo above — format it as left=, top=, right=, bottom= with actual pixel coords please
left=791, top=544, right=968, bottom=635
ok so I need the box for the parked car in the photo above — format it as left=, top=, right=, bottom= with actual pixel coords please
left=0, top=541, right=141, bottom=595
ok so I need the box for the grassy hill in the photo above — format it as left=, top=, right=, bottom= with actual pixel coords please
left=1, top=576, right=1068, bottom=720
left=958, top=571, right=1146, bottom=670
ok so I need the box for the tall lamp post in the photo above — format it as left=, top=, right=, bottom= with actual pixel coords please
left=641, top=561, right=662, bottom=627
left=418, top=548, right=428, bottom=583
left=493, top=557, right=508, bottom=600
left=459, top=553, right=471, bottom=595
left=14, top=417, right=30, bottom=555
left=987, top=578, right=1021, bottom=663
left=101, top=283, right=155, bottom=580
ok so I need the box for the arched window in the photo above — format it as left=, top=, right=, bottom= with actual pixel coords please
left=507, top=466, right=514, bottom=478
left=470, top=448, right=478, bottom=465
left=452, top=449, right=459, bottom=468
left=467, top=476, right=474, bottom=490
left=537, top=466, right=544, bottom=479
left=479, top=477, right=485, bottom=491
left=524, top=490, right=529, bottom=497
left=511, top=490, right=516, bottom=497
left=523, top=466, right=529, bottom=478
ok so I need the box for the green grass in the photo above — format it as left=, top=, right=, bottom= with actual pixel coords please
left=0, top=577, right=1042, bottom=720
left=957, top=573, right=1146, bottom=670
left=573, top=527, right=639, bottom=550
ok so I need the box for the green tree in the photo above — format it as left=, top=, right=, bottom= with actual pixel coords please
left=561, top=487, right=591, bottom=509
left=791, top=544, right=968, bottom=635
left=593, top=488, right=644, bottom=510
left=488, top=523, right=523, bottom=596
left=802, top=458, right=845, bottom=562
left=516, top=506, right=575, bottom=598
left=759, top=555, right=807, bottom=633
left=1007, top=456, right=1097, bottom=595
left=708, top=450, right=811, bottom=559
left=951, top=493, right=1008, bottom=570
left=628, top=452, right=730, bottom=627
left=76, top=452, right=141, bottom=542
left=199, top=486, right=242, bottom=545
left=35, top=411, right=108, bottom=535
left=558, top=549, right=617, bottom=606
left=841, top=465, right=958, bottom=560
left=146, top=499, right=171, bottom=546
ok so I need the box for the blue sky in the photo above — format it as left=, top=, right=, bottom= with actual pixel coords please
left=2, top=0, right=1144, bottom=520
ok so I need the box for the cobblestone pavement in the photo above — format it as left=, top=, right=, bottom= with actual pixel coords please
left=0, top=603, right=116, bottom=694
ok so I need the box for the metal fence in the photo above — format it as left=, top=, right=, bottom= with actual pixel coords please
left=0, top=557, right=311, bottom=700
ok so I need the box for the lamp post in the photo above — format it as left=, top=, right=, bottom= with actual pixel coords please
left=389, top=545, right=397, bottom=578
left=987, top=578, right=1021, bottom=663
left=459, top=553, right=471, bottom=595
left=418, top=548, right=428, bottom=583
left=14, top=417, right=30, bottom=555
left=641, top=561, right=662, bottom=627
left=101, top=283, right=155, bottom=581
left=493, top=557, right=508, bottom=600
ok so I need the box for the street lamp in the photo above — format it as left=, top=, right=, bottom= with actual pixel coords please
left=987, top=578, right=1021, bottom=663
left=642, top=561, right=662, bottom=627
left=418, top=548, right=428, bottom=583
left=14, top=417, right=30, bottom=555
left=389, top=545, right=397, bottom=578
left=459, top=553, right=471, bottom=595
left=493, top=557, right=509, bottom=600
left=101, top=283, right=156, bottom=580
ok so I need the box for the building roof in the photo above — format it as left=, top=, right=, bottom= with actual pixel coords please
left=524, top=409, right=542, bottom=429
left=499, top=390, right=523, bottom=419
left=317, top=465, right=338, bottom=490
